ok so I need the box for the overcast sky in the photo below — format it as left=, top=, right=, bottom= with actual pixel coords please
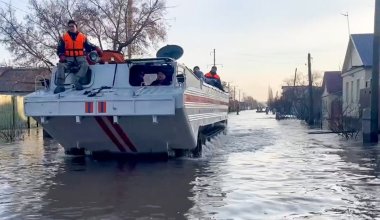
left=0, top=0, right=376, bottom=101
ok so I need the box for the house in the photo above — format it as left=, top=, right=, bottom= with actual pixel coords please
left=0, top=67, right=50, bottom=94
left=342, top=34, right=372, bottom=117
left=342, top=33, right=375, bottom=130
left=321, top=71, right=342, bottom=130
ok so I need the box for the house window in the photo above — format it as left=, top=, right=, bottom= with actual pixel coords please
left=350, top=81, right=354, bottom=103
left=346, top=82, right=349, bottom=103
left=356, top=79, right=360, bottom=102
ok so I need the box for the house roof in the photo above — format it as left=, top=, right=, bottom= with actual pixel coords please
left=0, top=67, right=12, bottom=77
left=351, top=33, right=373, bottom=67
left=0, top=67, right=50, bottom=93
left=322, top=71, right=342, bottom=94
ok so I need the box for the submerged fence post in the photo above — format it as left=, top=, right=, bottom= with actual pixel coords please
left=363, top=108, right=371, bottom=143
left=12, top=96, right=15, bottom=128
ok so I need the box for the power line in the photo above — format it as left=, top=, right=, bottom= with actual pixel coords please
left=0, top=0, right=29, bottom=14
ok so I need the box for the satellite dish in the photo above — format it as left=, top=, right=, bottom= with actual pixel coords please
left=156, top=45, right=184, bottom=60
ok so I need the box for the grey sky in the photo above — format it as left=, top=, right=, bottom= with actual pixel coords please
left=162, top=0, right=375, bottom=101
left=0, top=0, right=376, bottom=101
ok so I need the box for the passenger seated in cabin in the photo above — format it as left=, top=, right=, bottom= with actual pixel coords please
left=150, top=72, right=171, bottom=86
left=130, top=71, right=145, bottom=86
left=204, top=66, right=224, bottom=91
left=193, top=66, right=204, bottom=79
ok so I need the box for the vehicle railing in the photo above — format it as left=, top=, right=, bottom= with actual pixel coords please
left=133, top=83, right=149, bottom=96
left=34, top=75, right=50, bottom=92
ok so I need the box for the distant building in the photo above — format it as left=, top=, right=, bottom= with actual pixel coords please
left=0, top=67, right=50, bottom=95
left=341, top=33, right=373, bottom=130
left=321, top=71, right=342, bottom=130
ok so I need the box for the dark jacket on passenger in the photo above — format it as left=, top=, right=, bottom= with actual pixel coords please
left=204, top=72, right=224, bottom=91
left=150, top=79, right=171, bottom=86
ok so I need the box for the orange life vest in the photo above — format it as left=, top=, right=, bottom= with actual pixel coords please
left=63, top=32, right=86, bottom=57
left=204, top=72, right=220, bottom=80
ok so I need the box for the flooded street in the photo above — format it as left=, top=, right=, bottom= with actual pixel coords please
left=0, top=111, right=380, bottom=219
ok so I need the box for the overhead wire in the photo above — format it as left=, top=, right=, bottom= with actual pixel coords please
left=0, top=0, right=29, bottom=14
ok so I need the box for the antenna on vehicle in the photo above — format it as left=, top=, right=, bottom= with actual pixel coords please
left=156, top=45, right=184, bottom=60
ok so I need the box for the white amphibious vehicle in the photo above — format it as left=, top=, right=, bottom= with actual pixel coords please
left=24, top=46, right=228, bottom=157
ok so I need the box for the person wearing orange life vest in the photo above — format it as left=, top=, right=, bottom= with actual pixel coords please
left=204, top=66, right=224, bottom=91
left=54, top=20, right=103, bottom=94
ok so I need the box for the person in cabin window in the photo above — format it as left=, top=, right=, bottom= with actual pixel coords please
left=54, top=20, right=103, bottom=94
left=204, top=66, right=224, bottom=91
left=150, top=72, right=171, bottom=86
left=131, top=71, right=145, bottom=86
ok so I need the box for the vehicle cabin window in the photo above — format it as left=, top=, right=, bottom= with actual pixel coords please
left=129, top=63, right=174, bottom=86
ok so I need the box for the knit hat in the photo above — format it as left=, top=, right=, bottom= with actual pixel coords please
left=68, top=20, right=77, bottom=27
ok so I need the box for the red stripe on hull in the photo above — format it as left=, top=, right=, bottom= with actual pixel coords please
left=106, top=117, right=137, bottom=152
left=98, top=101, right=107, bottom=113
left=95, top=116, right=126, bottom=152
left=184, top=94, right=228, bottom=106
left=85, top=102, right=93, bottom=113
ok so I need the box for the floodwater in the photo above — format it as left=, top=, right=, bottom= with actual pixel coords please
left=0, top=111, right=379, bottom=220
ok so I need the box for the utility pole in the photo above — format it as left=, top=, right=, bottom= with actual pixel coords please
left=237, top=89, right=240, bottom=115
left=243, top=92, right=246, bottom=110
left=208, top=49, right=223, bottom=69
left=127, top=0, right=133, bottom=59
left=234, top=86, right=236, bottom=113
left=212, top=49, right=216, bottom=66
left=370, top=0, right=380, bottom=143
left=291, top=68, right=297, bottom=115
left=307, top=53, right=314, bottom=126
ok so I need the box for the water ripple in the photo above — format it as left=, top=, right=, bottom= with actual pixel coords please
left=0, top=111, right=380, bottom=219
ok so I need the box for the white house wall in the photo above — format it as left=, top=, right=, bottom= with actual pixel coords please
left=342, top=68, right=367, bottom=118
left=322, top=94, right=339, bottom=130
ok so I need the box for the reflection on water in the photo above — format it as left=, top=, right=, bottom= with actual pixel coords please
left=38, top=160, right=197, bottom=219
left=0, top=95, right=29, bottom=127
left=0, top=111, right=380, bottom=219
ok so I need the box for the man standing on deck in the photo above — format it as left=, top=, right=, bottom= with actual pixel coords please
left=54, top=20, right=103, bottom=94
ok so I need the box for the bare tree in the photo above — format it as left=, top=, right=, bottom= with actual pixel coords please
left=283, top=71, right=322, bottom=87
left=267, top=86, right=274, bottom=107
left=323, top=97, right=360, bottom=139
left=77, top=0, right=166, bottom=53
left=312, top=71, right=322, bottom=87
left=0, top=0, right=167, bottom=68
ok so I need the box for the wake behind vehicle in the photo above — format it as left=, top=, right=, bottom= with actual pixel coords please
left=24, top=45, right=229, bottom=157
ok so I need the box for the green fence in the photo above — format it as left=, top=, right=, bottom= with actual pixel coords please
left=0, top=95, right=36, bottom=142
